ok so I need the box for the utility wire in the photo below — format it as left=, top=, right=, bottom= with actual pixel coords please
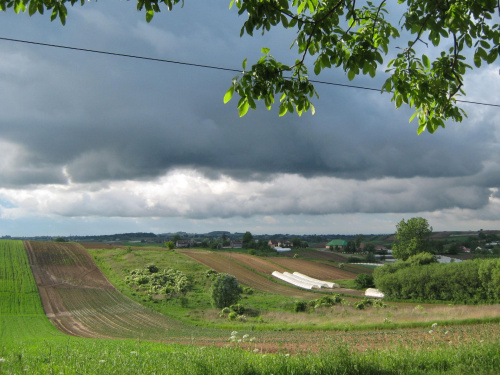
left=1, top=36, right=499, bottom=109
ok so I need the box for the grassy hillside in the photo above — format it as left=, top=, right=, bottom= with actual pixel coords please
left=1, top=239, right=500, bottom=374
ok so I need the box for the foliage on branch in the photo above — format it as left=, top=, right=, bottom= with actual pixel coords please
left=3, top=0, right=499, bottom=133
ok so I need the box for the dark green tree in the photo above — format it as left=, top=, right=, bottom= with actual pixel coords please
left=5, top=0, right=500, bottom=134
left=210, top=273, right=241, bottom=308
left=392, top=217, right=433, bottom=261
left=242, top=231, right=254, bottom=248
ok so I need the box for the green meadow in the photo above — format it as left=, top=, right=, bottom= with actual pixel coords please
left=1, top=239, right=500, bottom=374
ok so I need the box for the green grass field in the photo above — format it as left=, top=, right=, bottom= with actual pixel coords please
left=2, top=239, right=500, bottom=374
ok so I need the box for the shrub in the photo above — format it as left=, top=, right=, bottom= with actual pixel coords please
left=230, top=304, right=245, bottom=314
left=210, top=273, right=241, bottom=308
left=294, top=300, right=308, bottom=312
left=228, top=311, right=237, bottom=320
left=354, top=273, right=375, bottom=289
left=147, top=264, right=159, bottom=273
left=348, top=256, right=363, bottom=263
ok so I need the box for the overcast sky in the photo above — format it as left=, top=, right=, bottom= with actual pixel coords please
left=0, top=2, right=499, bottom=236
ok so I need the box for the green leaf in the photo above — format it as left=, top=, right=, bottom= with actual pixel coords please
left=238, top=100, right=250, bottom=117
left=242, top=58, right=247, bottom=71
left=146, top=9, right=154, bottom=22
left=395, top=94, right=403, bottom=109
left=422, top=54, right=430, bottom=69
left=473, top=53, right=482, bottom=68
left=279, top=103, right=288, bottom=116
left=261, top=47, right=270, bottom=54
left=347, top=69, right=355, bottom=81
left=409, top=111, right=418, bottom=123
left=223, top=86, right=234, bottom=104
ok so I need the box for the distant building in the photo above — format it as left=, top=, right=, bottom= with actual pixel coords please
left=325, top=240, right=347, bottom=249
left=175, top=239, right=192, bottom=248
left=230, top=240, right=243, bottom=249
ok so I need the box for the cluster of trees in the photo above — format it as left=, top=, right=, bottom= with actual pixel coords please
left=374, top=256, right=500, bottom=303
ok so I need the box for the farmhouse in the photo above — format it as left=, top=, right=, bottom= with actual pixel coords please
left=230, top=240, right=243, bottom=249
left=325, top=239, right=347, bottom=250
left=175, top=239, right=193, bottom=248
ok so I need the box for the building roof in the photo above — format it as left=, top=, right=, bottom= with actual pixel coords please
left=326, top=239, right=348, bottom=246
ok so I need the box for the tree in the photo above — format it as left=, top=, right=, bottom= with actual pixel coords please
left=4, top=0, right=499, bottom=134
left=209, top=273, right=241, bottom=308
left=354, top=234, right=364, bottom=251
left=392, top=217, right=433, bottom=260
left=164, top=241, right=175, bottom=250
left=242, top=231, right=254, bottom=248
left=354, top=273, right=375, bottom=289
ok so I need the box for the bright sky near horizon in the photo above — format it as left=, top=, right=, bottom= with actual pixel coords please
left=0, top=2, right=499, bottom=236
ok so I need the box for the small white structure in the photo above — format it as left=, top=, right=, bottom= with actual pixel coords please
left=273, top=247, right=291, bottom=252
left=272, top=271, right=338, bottom=290
left=365, top=288, right=385, bottom=298
left=292, top=272, right=339, bottom=288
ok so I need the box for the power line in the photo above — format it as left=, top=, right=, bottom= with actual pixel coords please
left=1, top=36, right=499, bottom=109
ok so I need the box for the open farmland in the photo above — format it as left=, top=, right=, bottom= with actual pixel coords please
left=180, top=249, right=320, bottom=299
left=2, top=238, right=500, bottom=375
left=23, top=241, right=210, bottom=340
left=268, top=257, right=363, bottom=281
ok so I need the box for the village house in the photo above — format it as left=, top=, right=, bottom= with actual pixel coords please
left=325, top=239, right=347, bottom=250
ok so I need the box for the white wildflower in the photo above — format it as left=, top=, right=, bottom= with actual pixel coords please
left=285, top=354, right=290, bottom=357
left=249, top=337, right=256, bottom=342
left=431, top=323, right=438, bottom=328
left=130, top=351, right=138, bottom=355
left=0, top=358, right=6, bottom=363
left=429, top=330, right=434, bottom=334
left=231, top=331, right=238, bottom=336
left=242, top=334, right=249, bottom=340
left=253, top=348, right=259, bottom=353
left=99, top=360, right=106, bottom=363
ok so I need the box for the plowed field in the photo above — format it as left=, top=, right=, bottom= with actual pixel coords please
left=268, top=257, right=359, bottom=280
left=24, top=241, right=192, bottom=339
left=180, top=250, right=320, bottom=299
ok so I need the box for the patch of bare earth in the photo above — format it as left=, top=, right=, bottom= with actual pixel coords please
left=180, top=250, right=325, bottom=299
left=24, top=241, right=189, bottom=340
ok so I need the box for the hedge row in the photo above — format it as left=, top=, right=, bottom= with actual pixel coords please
left=374, top=258, right=500, bottom=303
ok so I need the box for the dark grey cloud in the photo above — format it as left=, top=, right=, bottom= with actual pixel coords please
left=0, top=2, right=499, bottom=227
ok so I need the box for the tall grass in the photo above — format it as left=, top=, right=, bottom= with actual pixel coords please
left=1, top=337, right=499, bottom=374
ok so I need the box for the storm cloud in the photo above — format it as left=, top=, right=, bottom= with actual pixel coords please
left=0, top=2, right=499, bottom=235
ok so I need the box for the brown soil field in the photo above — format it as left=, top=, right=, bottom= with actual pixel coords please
left=267, top=257, right=359, bottom=281
left=24, top=241, right=190, bottom=339
left=218, top=252, right=289, bottom=275
left=180, top=250, right=324, bottom=299
left=183, top=250, right=365, bottom=297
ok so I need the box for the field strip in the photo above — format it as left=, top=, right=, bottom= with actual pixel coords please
left=218, top=252, right=288, bottom=275
left=267, top=257, right=358, bottom=280
left=24, top=241, right=198, bottom=340
left=180, top=250, right=320, bottom=299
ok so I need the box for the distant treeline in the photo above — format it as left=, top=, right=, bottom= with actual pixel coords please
left=374, top=258, right=500, bottom=303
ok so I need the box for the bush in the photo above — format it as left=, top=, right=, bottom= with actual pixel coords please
left=210, top=273, right=241, bottom=308
left=147, top=264, right=159, bottom=273
left=230, top=304, right=245, bottom=314
left=294, top=300, right=308, bottom=312
left=374, top=258, right=500, bottom=302
left=354, top=273, right=375, bottom=289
